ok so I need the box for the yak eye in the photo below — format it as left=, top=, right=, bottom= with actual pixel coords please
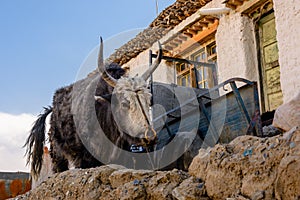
left=121, top=101, right=130, bottom=109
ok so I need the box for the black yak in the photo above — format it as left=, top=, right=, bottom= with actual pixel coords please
left=24, top=38, right=162, bottom=179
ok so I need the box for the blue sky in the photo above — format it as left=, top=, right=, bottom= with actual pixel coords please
left=0, top=0, right=175, bottom=114
left=0, top=0, right=175, bottom=172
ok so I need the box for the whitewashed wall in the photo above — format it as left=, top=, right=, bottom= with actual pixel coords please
left=273, top=0, right=300, bottom=103
left=124, top=0, right=300, bottom=104
left=124, top=42, right=175, bottom=84
left=198, top=0, right=258, bottom=87
left=216, top=12, right=258, bottom=85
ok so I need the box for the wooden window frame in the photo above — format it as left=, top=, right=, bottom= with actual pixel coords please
left=176, top=39, right=217, bottom=89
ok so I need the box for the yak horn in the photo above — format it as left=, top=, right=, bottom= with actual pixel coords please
left=141, top=41, right=163, bottom=81
left=98, top=37, right=117, bottom=87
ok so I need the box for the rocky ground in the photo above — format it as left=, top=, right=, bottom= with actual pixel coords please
left=11, top=126, right=300, bottom=200
left=189, top=126, right=300, bottom=199
left=11, top=165, right=208, bottom=200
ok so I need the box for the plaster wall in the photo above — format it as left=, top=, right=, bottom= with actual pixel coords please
left=273, top=0, right=300, bottom=103
left=123, top=0, right=228, bottom=85
left=120, top=0, right=300, bottom=109
left=201, top=0, right=225, bottom=10
left=199, top=0, right=258, bottom=86
left=124, top=43, right=176, bottom=84
left=216, top=12, right=258, bottom=85
left=123, top=0, right=260, bottom=92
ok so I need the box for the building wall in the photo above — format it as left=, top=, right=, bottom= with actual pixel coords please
left=198, top=0, right=259, bottom=87
left=124, top=0, right=300, bottom=105
left=124, top=42, right=176, bottom=84
left=126, top=1, right=259, bottom=88
left=0, top=172, right=30, bottom=199
left=273, top=0, right=300, bottom=103
left=216, top=12, right=258, bottom=85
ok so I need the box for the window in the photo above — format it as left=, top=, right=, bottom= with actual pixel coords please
left=178, top=73, right=191, bottom=87
left=176, top=63, right=193, bottom=87
left=192, top=49, right=209, bottom=89
left=176, top=40, right=217, bottom=89
left=207, top=42, right=217, bottom=61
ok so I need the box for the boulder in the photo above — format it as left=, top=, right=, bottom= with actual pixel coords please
left=273, top=92, right=300, bottom=131
left=172, top=177, right=207, bottom=200
left=189, top=128, right=300, bottom=199
left=275, top=156, right=300, bottom=199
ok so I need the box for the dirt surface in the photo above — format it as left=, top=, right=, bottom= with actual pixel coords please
left=12, top=127, right=300, bottom=200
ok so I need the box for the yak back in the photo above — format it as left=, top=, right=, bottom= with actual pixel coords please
left=50, top=64, right=130, bottom=166
left=50, top=80, right=101, bottom=167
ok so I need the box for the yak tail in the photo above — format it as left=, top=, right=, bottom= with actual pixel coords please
left=24, top=106, right=52, bottom=180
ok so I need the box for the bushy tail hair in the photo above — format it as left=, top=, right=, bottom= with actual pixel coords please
left=24, top=106, right=52, bottom=180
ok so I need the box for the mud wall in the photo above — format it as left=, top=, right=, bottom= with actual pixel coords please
left=0, top=172, right=30, bottom=200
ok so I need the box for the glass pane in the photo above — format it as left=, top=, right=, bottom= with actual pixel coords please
left=197, top=68, right=203, bottom=81
left=182, top=77, right=186, bottom=86
left=211, top=45, right=217, bottom=55
left=176, top=64, right=181, bottom=72
left=198, top=81, right=204, bottom=89
left=205, top=81, right=208, bottom=88
left=204, top=68, right=208, bottom=79
left=181, top=64, right=186, bottom=71
left=187, top=74, right=191, bottom=87
left=193, top=49, right=205, bottom=62
left=201, top=52, right=206, bottom=61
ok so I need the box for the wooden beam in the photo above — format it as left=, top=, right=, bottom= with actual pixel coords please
left=202, top=17, right=215, bottom=24
left=173, top=38, right=182, bottom=43
left=199, top=19, right=209, bottom=24
left=173, top=21, right=219, bottom=55
left=237, top=0, right=271, bottom=14
left=169, top=41, right=178, bottom=48
left=232, top=0, right=243, bottom=6
left=198, top=21, right=209, bottom=27
left=199, top=0, right=207, bottom=5
left=183, top=32, right=193, bottom=38
left=226, top=3, right=237, bottom=9
left=192, top=24, right=203, bottom=31
left=186, top=29, right=198, bottom=36
left=193, top=21, right=203, bottom=27
left=164, top=45, right=173, bottom=51
left=205, top=15, right=217, bottom=21
left=178, top=35, right=188, bottom=41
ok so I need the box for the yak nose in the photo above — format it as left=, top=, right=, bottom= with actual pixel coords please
left=144, top=127, right=157, bottom=144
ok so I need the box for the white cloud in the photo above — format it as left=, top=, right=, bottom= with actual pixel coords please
left=0, top=112, right=37, bottom=172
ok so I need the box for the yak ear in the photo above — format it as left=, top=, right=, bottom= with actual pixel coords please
left=94, top=94, right=112, bottom=103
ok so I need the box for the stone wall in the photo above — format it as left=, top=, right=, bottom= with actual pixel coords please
left=273, top=0, right=300, bottom=103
